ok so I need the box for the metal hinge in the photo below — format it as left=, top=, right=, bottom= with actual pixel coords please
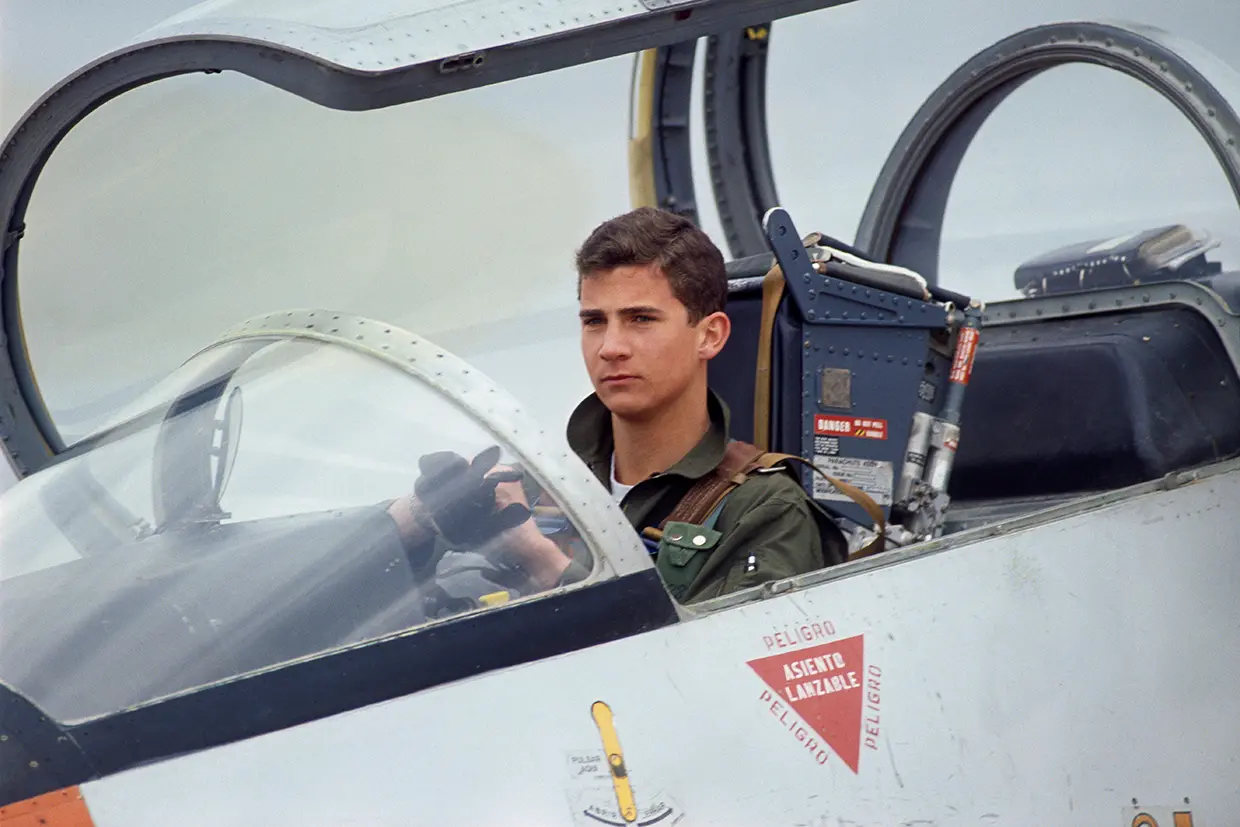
left=3, top=223, right=25, bottom=251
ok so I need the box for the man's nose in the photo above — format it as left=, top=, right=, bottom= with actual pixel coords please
left=598, top=326, right=631, bottom=360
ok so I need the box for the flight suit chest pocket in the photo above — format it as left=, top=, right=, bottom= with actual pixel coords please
left=656, top=521, right=721, bottom=600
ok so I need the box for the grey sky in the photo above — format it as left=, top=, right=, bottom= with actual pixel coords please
left=4, top=0, right=1240, bottom=451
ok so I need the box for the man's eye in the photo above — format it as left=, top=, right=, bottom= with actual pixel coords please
left=582, top=317, right=603, bottom=326
left=634, top=315, right=655, bottom=323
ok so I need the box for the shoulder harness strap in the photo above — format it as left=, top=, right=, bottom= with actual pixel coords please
left=658, top=441, right=766, bottom=529
left=756, top=452, right=886, bottom=560
left=754, top=231, right=823, bottom=453
left=653, top=440, right=887, bottom=561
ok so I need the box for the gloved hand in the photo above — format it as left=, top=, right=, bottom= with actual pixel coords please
left=413, top=445, right=531, bottom=547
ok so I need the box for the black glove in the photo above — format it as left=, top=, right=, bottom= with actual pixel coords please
left=413, top=445, right=531, bottom=547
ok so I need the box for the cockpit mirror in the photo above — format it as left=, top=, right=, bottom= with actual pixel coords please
left=211, top=386, right=242, bottom=508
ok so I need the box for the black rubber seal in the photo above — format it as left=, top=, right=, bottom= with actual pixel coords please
left=854, top=21, right=1240, bottom=284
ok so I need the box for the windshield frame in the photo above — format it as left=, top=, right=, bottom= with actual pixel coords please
left=191, top=308, right=650, bottom=578
left=0, top=307, right=682, bottom=808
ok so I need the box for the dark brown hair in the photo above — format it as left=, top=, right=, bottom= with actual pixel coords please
left=575, top=207, right=727, bottom=323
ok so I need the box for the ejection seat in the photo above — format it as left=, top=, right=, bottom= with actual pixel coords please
left=710, top=215, right=1240, bottom=546
left=709, top=208, right=981, bottom=551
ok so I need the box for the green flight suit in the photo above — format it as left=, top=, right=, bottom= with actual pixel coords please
left=565, top=390, right=828, bottom=603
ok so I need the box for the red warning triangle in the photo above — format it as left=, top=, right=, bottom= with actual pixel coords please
left=747, top=634, right=865, bottom=772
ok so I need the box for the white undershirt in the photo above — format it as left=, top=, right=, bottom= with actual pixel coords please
left=609, top=453, right=635, bottom=503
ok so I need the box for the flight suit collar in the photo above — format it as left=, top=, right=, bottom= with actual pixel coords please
left=566, top=389, right=732, bottom=486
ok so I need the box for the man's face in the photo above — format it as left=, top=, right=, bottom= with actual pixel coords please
left=578, top=263, right=728, bottom=420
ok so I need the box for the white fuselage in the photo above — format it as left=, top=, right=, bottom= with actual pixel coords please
left=73, top=460, right=1240, bottom=827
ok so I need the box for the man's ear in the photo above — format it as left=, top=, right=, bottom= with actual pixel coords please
left=697, top=311, right=731, bottom=360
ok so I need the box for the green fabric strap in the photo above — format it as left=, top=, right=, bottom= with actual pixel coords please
left=654, top=495, right=729, bottom=600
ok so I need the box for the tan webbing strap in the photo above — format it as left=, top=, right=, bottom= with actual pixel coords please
left=750, top=452, right=886, bottom=560
left=753, top=265, right=784, bottom=451
left=753, top=231, right=824, bottom=451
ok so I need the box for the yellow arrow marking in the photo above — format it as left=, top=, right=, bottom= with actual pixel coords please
left=591, top=701, right=637, bottom=823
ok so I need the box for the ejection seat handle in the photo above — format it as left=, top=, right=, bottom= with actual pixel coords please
left=928, top=284, right=973, bottom=308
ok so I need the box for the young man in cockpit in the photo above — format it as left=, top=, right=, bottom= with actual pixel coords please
left=560, top=206, right=833, bottom=601
left=388, top=207, right=838, bottom=605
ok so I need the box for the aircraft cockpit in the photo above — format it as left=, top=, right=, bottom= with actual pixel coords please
left=0, top=310, right=650, bottom=727
left=3, top=0, right=1240, bottom=815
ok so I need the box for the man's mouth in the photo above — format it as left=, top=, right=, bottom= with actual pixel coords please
left=600, top=374, right=639, bottom=384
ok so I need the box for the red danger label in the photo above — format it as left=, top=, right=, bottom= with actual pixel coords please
left=748, top=635, right=868, bottom=773
left=949, top=327, right=980, bottom=385
left=814, top=415, right=888, bottom=440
